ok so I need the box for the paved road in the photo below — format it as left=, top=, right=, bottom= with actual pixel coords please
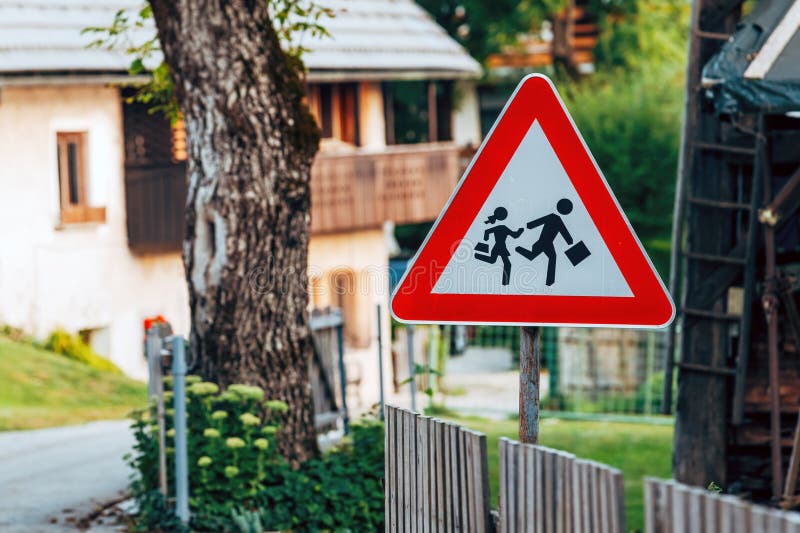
left=0, top=420, right=133, bottom=532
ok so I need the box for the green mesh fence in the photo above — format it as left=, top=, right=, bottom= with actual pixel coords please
left=462, top=326, right=673, bottom=416
left=394, top=323, right=674, bottom=417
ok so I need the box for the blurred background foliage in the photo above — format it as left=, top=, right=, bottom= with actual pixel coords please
left=416, top=0, right=690, bottom=277
left=590, top=0, right=690, bottom=71
left=416, top=0, right=567, bottom=62
left=418, top=0, right=688, bottom=70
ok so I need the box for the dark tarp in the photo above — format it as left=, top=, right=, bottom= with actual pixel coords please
left=702, top=0, right=800, bottom=114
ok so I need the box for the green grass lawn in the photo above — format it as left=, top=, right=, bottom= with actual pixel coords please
left=444, top=414, right=673, bottom=532
left=0, top=335, right=147, bottom=430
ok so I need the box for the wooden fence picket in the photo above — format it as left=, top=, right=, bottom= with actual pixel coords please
left=385, top=406, right=490, bottom=532
left=496, top=439, right=624, bottom=533
left=387, top=406, right=397, bottom=533
left=644, top=477, right=800, bottom=533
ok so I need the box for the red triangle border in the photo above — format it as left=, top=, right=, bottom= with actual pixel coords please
left=391, top=74, right=675, bottom=328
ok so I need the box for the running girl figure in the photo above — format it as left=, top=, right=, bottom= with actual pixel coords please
left=474, top=207, right=524, bottom=286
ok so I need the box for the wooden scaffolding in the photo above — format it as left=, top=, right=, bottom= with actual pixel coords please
left=666, top=0, right=800, bottom=505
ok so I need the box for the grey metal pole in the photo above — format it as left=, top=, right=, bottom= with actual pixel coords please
left=145, top=327, right=167, bottom=496
left=171, top=336, right=190, bottom=524
left=376, top=304, right=385, bottom=420
left=406, top=324, right=417, bottom=412
left=335, top=320, right=349, bottom=433
left=146, top=327, right=159, bottom=400
left=519, top=326, right=540, bottom=444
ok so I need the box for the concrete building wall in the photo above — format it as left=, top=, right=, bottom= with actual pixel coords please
left=0, top=84, right=189, bottom=378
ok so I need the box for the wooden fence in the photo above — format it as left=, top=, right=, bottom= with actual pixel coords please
left=644, top=478, right=800, bottom=533
left=385, top=408, right=800, bottom=532
left=309, top=309, right=346, bottom=432
left=385, top=405, right=491, bottom=532
left=499, top=438, right=625, bottom=533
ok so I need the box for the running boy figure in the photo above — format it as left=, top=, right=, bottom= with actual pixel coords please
left=474, top=207, right=524, bottom=286
left=515, top=198, right=577, bottom=286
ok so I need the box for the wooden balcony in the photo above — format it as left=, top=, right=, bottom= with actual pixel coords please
left=310, top=142, right=460, bottom=234
left=124, top=143, right=460, bottom=252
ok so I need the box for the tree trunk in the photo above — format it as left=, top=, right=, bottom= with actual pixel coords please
left=149, top=0, right=320, bottom=462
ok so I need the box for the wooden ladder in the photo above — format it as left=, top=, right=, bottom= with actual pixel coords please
left=668, top=129, right=766, bottom=424
left=664, top=0, right=758, bottom=422
left=662, top=0, right=765, bottom=489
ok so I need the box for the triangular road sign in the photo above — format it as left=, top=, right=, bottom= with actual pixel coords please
left=391, top=74, right=675, bottom=328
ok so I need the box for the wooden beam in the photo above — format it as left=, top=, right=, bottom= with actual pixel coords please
left=782, top=409, right=800, bottom=509
left=519, top=326, right=540, bottom=445
left=761, top=165, right=800, bottom=229
left=427, top=81, right=438, bottom=143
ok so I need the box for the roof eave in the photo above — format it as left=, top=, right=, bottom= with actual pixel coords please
left=306, top=68, right=482, bottom=82
left=0, top=67, right=483, bottom=87
left=0, top=71, right=149, bottom=88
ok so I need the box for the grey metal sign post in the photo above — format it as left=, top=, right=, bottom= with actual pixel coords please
left=145, top=326, right=168, bottom=496
left=170, top=336, right=190, bottom=524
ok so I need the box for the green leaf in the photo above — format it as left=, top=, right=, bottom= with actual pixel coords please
left=129, top=58, right=145, bottom=75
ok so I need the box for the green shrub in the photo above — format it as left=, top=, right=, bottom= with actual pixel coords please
left=43, top=328, right=122, bottom=374
left=128, top=378, right=384, bottom=532
left=0, top=324, right=33, bottom=344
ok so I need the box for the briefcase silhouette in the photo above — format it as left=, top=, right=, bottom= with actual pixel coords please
left=475, top=242, right=490, bottom=254
left=565, top=241, right=591, bottom=266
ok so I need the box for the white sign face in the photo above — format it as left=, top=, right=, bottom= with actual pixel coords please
left=432, top=120, right=632, bottom=297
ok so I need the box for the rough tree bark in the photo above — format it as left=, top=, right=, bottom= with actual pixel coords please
left=149, top=0, right=320, bottom=462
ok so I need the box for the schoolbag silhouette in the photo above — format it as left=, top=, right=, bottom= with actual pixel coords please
left=565, top=241, right=590, bottom=266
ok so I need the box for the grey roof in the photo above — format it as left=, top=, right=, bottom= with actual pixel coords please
left=0, top=0, right=481, bottom=80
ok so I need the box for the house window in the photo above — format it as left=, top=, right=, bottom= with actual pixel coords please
left=383, top=81, right=453, bottom=145
left=307, top=83, right=360, bottom=145
left=56, top=132, right=105, bottom=225
left=434, top=80, right=454, bottom=142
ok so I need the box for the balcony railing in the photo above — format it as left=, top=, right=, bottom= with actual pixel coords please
left=310, top=142, right=460, bottom=234
left=124, top=143, right=461, bottom=252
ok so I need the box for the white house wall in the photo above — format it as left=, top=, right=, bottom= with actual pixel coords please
left=308, top=229, right=392, bottom=413
left=0, top=84, right=189, bottom=378
left=452, top=80, right=482, bottom=148
left=0, top=79, right=471, bottom=412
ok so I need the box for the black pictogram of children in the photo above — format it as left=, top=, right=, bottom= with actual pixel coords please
left=474, top=198, right=592, bottom=287
left=474, top=207, right=523, bottom=286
